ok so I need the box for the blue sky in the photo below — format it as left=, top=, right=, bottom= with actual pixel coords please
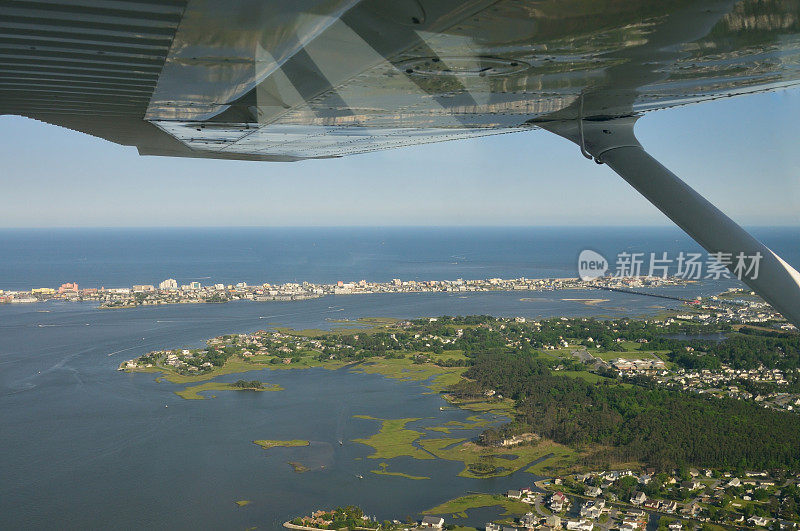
left=0, top=87, right=798, bottom=228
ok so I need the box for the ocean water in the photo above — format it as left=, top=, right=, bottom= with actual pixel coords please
left=1, top=226, right=798, bottom=290
left=1, top=227, right=798, bottom=529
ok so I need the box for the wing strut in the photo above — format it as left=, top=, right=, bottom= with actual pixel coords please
left=541, top=116, right=800, bottom=328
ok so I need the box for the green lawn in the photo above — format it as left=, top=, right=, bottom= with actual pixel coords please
left=434, top=349, right=467, bottom=361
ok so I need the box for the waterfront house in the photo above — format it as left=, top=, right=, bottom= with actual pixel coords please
left=549, top=491, right=567, bottom=511
left=507, top=490, right=522, bottom=500
left=420, top=516, right=444, bottom=528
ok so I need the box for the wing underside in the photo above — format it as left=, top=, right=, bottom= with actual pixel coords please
left=2, top=0, right=800, bottom=160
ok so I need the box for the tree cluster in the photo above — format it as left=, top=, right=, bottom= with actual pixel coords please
left=457, top=351, right=800, bottom=471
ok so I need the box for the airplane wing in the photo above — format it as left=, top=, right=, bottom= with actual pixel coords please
left=2, top=0, right=800, bottom=326
left=2, top=0, right=798, bottom=160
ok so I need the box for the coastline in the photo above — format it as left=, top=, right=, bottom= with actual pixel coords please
left=115, top=306, right=799, bottom=530
left=2, top=275, right=694, bottom=309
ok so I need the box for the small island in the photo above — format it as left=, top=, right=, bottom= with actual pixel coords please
left=174, top=379, right=283, bottom=400
left=253, top=439, right=311, bottom=450
left=371, top=462, right=429, bottom=480
left=287, top=461, right=310, bottom=474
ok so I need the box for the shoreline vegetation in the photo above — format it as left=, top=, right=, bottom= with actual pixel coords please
left=119, top=307, right=800, bottom=529
left=120, top=312, right=800, bottom=474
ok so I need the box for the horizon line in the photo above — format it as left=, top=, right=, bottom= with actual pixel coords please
left=1, top=224, right=799, bottom=230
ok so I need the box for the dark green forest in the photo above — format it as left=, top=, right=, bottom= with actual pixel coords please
left=453, top=351, right=800, bottom=471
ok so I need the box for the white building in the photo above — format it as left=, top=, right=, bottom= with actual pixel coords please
left=159, top=278, right=178, bottom=290
left=420, top=516, right=444, bottom=528
left=748, top=516, right=770, bottom=527
left=132, top=284, right=155, bottom=292
left=566, top=519, right=594, bottom=531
